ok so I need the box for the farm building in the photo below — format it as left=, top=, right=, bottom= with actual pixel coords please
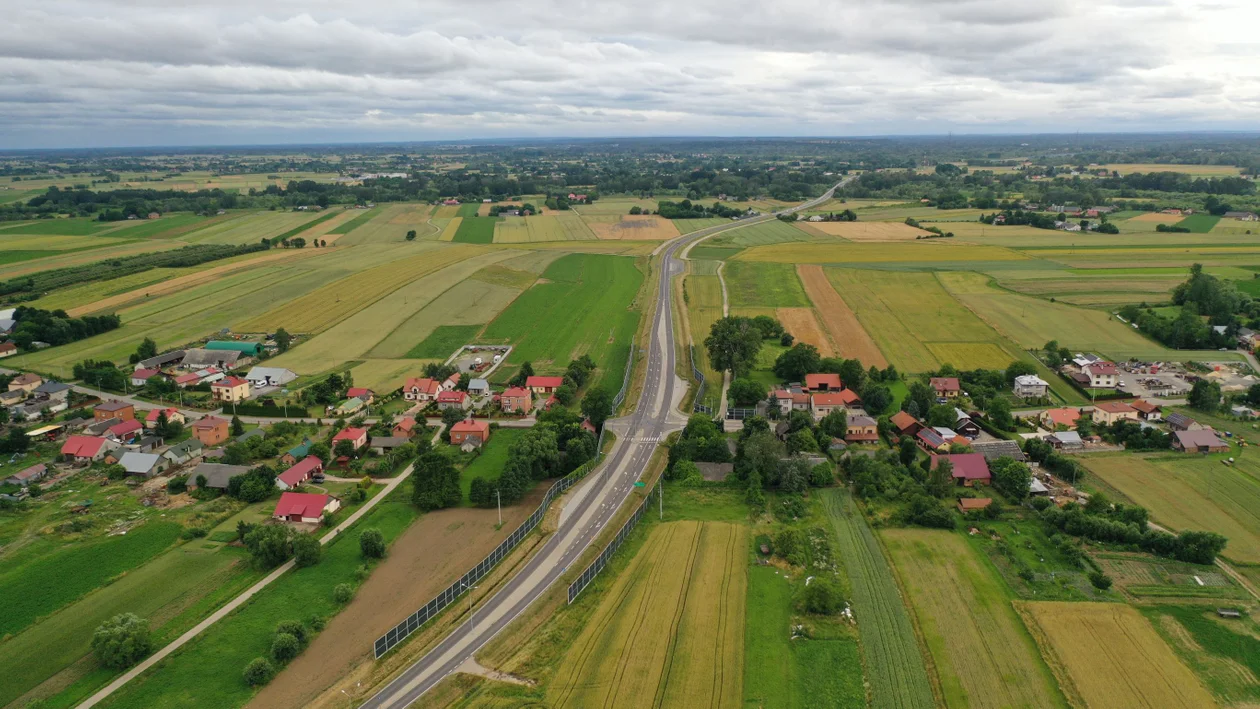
left=890, top=410, right=923, bottom=438
left=916, top=427, right=948, bottom=452
left=500, top=387, right=533, bottom=414
left=32, top=381, right=71, bottom=403
left=118, top=452, right=166, bottom=478
left=1092, top=401, right=1138, bottom=426
left=931, top=453, right=991, bottom=487
left=130, top=369, right=160, bottom=387
left=336, top=397, right=367, bottom=416
left=163, top=439, right=204, bottom=466
left=0, top=342, right=16, bottom=358
left=244, top=366, right=297, bottom=388
left=190, top=416, right=230, bottom=446
left=94, top=400, right=135, bottom=422
left=1172, top=429, right=1228, bottom=454
left=1048, top=431, right=1084, bottom=450
left=1223, top=211, right=1258, bottom=221
left=845, top=415, right=879, bottom=443
left=1012, top=374, right=1049, bottom=398
left=205, top=340, right=264, bottom=356
left=346, top=387, right=375, bottom=403
left=190, top=462, right=249, bottom=490
left=805, top=373, right=843, bottom=392
left=273, top=492, right=340, bottom=523
left=61, top=436, right=119, bottom=465
left=930, top=377, right=960, bottom=399
left=1165, top=412, right=1200, bottom=431
left=436, top=390, right=471, bottom=411
left=952, top=409, right=982, bottom=438
left=450, top=418, right=491, bottom=449
left=5, top=463, right=47, bottom=487
left=957, top=498, right=992, bottom=514
left=281, top=439, right=312, bottom=466
left=136, top=350, right=185, bottom=370
left=403, top=377, right=443, bottom=402
left=107, top=419, right=143, bottom=442
left=332, top=426, right=369, bottom=451
left=277, top=456, right=323, bottom=490
left=971, top=439, right=1027, bottom=463
left=371, top=436, right=409, bottom=454
left=467, top=379, right=490, bottom=397
left=211, top=376, right=251, bottom=403
left=526, top=376, right=565, bottom=394
left=181, top=348, right=241, bottom=370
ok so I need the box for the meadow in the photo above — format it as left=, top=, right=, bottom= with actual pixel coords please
left=882, top=529, right=1067, bottom=709
left=722, top=260, right=809, bottom=309
left=459, top=429, right=525, bottom=502
left=684, top=272, right=725, bottom=409
left=405, top=324, right=483, bottom=359
left=1145, top=604, right=1260, bottom=707
left=672, top=218, right=729, bottom=234
left=1019, top=602, right=1216, bottom=709
left=823, top=490, right=935, bottom=709
left=546, top=521, right=746, bottom=709
left=705, top=219, right=820, bottom=248
left=178, top=211, right=318, bottom=245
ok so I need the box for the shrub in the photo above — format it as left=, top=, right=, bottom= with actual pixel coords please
left=270, top=632, right=301, bottom=663
left=359, top=528, right=385, bottom=558
left=1088, top=571, right=1113, bottom=590
left=243, top=657, right=275, bottom=686
left=293, top=535, right=321, bottom=567
left=91, top=613, right=151, bottom=669
left=801, top=577, right=845, bottom=615
left=333, top=583, right=354, bottom=604
left=181, top=526, right=208, bottom=540
left=274, top=620, right=307, bottom=646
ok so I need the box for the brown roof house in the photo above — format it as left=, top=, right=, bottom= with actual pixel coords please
left=1173, top=429, right=1228, bottom=454
left=190, top=416, right=230, bottom=446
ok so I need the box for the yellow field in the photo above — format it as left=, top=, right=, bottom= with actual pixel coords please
left=803, top=221, right=933, bottom=241
left=1127, top=212, right=1186, bottom=224
left=347, top=358, right=424, bottom=392
left=547, top=521, right=746, bottom=709
left=924, top=342, right=1015, bottom=369
left=1101, top=163, right=1243, bottom=176
left=776, top=307, right=833, bottom=356
left=1019, top=602, right=1216, bottom=709
left=587, top=215, right=680, bottom=241
left=438, top=217, right=462, bottom=241
left=433, top=205, right=462, bottom=218
left=736, top=242, right=1027, bottom=264
left=883, top=529, right=1066, bottom=709
left=365, top=275, right=524, bottom=359
left=796, top=264, right=886, bottom=367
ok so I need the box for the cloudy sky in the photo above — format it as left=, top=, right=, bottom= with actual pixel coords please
left=1, top=0, right=1258, bottom=148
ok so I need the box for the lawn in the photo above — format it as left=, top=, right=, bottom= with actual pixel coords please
left=405, top=324, right=484, bottom=359
left=481, top=253, right=643, bottom=388
left=723, top=260, right=809, bottom=308
left=459, top=429, right=524, bottom=503
left=451, top=216, right=500, bottom=244
left=882, top=528, right=1067, bottom=709
left=1019, top=602, right=1215, bottom=709
left=822, top=490, right=935, bottom=709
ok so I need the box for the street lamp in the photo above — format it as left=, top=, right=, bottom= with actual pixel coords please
left=460, top=581, right=478, bottom=614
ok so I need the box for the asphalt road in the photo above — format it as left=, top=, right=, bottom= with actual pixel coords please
left=360, top=181, right=848, bottom=708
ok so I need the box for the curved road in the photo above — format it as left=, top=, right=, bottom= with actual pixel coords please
left=361, top=180, right=850, bottom=708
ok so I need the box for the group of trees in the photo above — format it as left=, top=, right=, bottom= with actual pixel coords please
left=654, top=199, right=748, bottom=219
left=299, top=371, right=354, bottom=407
left=1037, top=492, right=1228, bottom=564
left=843, top=450, right=957, bottom=528
left=1120, top=265, right=1254, bottom=349
left=4, top=307, right=121, bottom=351
left=705, top=314, right=792, bottom=378
left=469, top=408, right=598, bottom=507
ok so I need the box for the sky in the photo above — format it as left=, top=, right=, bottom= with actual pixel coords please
left=1, top=0, right=1258, bottom=149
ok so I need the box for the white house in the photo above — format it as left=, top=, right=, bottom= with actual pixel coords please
left=244, top=367, right=297, bottom=388
left=1012, top=374, right=1049, bottom=398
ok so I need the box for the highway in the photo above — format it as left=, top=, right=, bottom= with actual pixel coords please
left=361, top=179, right=850, bottom=708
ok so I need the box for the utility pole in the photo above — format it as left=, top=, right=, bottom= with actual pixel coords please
left=658, top=482, right=663, bottom=520
left=496, top=489, right=502, bottom=527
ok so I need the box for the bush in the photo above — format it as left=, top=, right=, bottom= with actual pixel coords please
left=243, top=657, right=276, bottom=686
left=270, top=632, right=301, bottom=663
left=274, top=620, right=307, bottom=646
left=91, top=613, right=152, bottom=670
left=293, top=535, right=321, bottom=568
left=1029, top=496, right=1052, bottom=511
left=359, top=528, right=385, bottom=558
left=180, top=526, right=207, bottom=540
left=1088, top=570, right=1113, bottom=590
left=801, top=577, right=845, bottom=615
left=333, top=583, right=354, bottom=603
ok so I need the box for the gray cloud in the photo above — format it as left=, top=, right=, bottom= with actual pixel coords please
left=0, top=0, right=1256, bottom=147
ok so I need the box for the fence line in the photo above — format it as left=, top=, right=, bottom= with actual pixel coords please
left=566, top=481, right=660, bottom=604
left=689, top=344, right=708, bottom=413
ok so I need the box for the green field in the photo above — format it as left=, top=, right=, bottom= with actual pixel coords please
left=1178, top=214, right=1222, bottom=233
left=452, top=216, right=499, bottom=244
left=0, top=218, right=124, bottom=235
left=684, top=273, right=725, bottom=410
left=405, top=324, right=484, bottom=359
left=1146, top=604, right=1260, bottom=706
left=723, top=260, right=809, bottom=309
left=0, top=249, right=61, bottom=265
left=328, top=207, right=381, bottom=234
left=688, top=245, right=743, bottom=260
left=457, top=202, right=481, bottom=218
left=178, top=211, right=318, bottom=245
left=823, top=490, right=935, bottom=709
left=458, top=429, right=524, bottom=502
left=706, top=219, right=818, bottom=248
left=481, top=253, right=643, bottom=386
left=672, top=218, right=728, bottom=234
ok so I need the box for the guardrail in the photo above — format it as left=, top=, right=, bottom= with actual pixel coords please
left=566, top=480, right=660, bottom=604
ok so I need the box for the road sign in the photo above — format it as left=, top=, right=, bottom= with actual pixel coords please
left=633, top=481, right=645, bottom=487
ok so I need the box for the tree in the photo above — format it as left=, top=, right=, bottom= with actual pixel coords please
left=927, top=404, right=957, bottom=428
left=818, top=408, right=847, bottom=439
left=773, top=343, right=821, bottom=382
left=705, top=316, right=762, bottom=377
left=990, top=456, right=1032, bottom=502
left=1004, top=360, right=1037, bottom=384
left=729, top=378, right=767, bottom=406
left=274, top=327, right=292, bottom=353
left=360, top=527, right=386, bottom=558
left=801, top=577, right=844, bottom=615
left=554, top=383, right=576, bottom=406
left=231, top=415, right=245, bottom=437
left=135, top=337, right=158, bottom=362
left=333, top=439, right=356, bottom=459
left=405, top=229, right=417, bottom=241
left=988, top=397, right=1013, bottom=431
left=1189, top=379, right=1222, bottom=412
left=581, top=388, right=614, bottom=431
left=786, top=429, right=820, bottom=455
left=243, top=657, right=276, bottom=686
left=898, top=435, right=918, bottom=466
left=838, top=359, right=867, bottom=392
left=92, top=614, right=152, bottom=670
left=411, top=451, right=461, bottom=510
left=860, top=382, right=892, bottom=414
left=244, top=524, right=294, bottom=568
left=292, top=534, right=321, bottom=567
left=271, top=632, right=300, bottom=663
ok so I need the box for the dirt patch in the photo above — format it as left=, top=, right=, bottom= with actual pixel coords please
left=248, top=485, right=549, bottom=709
left=806, top=221, right=933, bottom=241
left=776, top=307, right=834, bottom=356
left=796, top=264, right=888, bottom=367
left=588, top=215, right=681, bottom=241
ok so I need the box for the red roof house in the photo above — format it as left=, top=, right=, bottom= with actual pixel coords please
left=145, top=407, right=186, bottom=428
left=107, top=419, right=144, bottom=441
left=436, top=390, right=470, bottom=410
left=61, top=435, right=116, bottom=464
left=130, top=368, right=159, bottom=386
left=931, top=453, right=991, bottom=486
left=272, top=492, right=340, bottom=523
left=392, top=416, right=417, bottom=438
left=930, top=377, right=961, bottom=398
left=501, top=386, right=533, bottom=414
left=890, top=410, right=922, bottom=436
left=332, top=427, right=368, bottom=451
left=526, top=375, right=565, bottom=394
left=277, top=455, right=324, bottom=490
left=805, top=373, right=843, bottom=392
left=403, top=377, right=442, bottom=402
left=450, top=418, right=491, bottom=448
left=346, top=387, right=374, bottom=403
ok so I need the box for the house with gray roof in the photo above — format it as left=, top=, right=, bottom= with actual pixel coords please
left=191, top=462, right=251, bottom=490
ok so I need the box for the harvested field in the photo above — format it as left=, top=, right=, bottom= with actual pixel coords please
left=1019, top=602, right=1216, bottom=709
left=572, top=197, right=658, bottom=216
left=588, top=215, right=680, bottom=241
left=803, top=221, right=933, bottom=241
left=883, top=529, right=1066, bottom=709
left=797, top=264, right=887, bottom=367
left=179, top=210, right=317, bottom=245
left=776, top=308, right=833, bottom=356
left=334, top=205, right=436, bottom=245
left=1129, top=212, right=1188, bottom=224
left=547, top=521, right=746, bottom=709
left=347, top=359, right=421, bottom=392
left=737, top=242, right=1027, bottom=264
left=1101, top=163, right=1244, bottom=176
left=477, top=200, right=520, bottom=216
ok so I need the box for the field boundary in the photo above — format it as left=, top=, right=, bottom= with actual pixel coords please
left=567, top=481, right=662, bottom=603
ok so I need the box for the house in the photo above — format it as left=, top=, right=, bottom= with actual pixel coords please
left=0, top=342, right=16, bottom=358
left=1012, top=374, right=1049, bottom=399
left=346, top=387, right=375, bottom=404
left=890, top=410, right=923, bottom=438
left=442, top=373, right=460, bottom=391
left=190, top=416, right=230, bottom=446
left=770, top=389, right=811, bottom=416
left=31, top=381, right=71, bottom=404
left=1165, top=412, right=1200, bottom=431
left=467, top=379, right=490, bottom=397
left=1223, top=211, right=1258, bottom=221
left=436, top=390, right=471, bottom=411
left=916, top=427, right=948, bottom=452
left=211, top=376, right=251, bottom=404
left=1173, top=429, right=1229, bottom=454
left=805, top=373, right=843, bottom=392
left=144, top=407, right=185, bottom=429
left=371, top=436, right=409, bottom=454
left=180, top=348, right=241, bottom=370
left=61, top=435, right=118, bottom=464
left=273, top=492, right=340, bottom=523
left=845, top=415, right=879, bottom=443
left=953, top=409, right=982, bottom=438
left=1131, top=399, right=1162, bottom=422
left=332, top=426, right=369, bottom=451
left=392, top=417, right=418, bottom=439
left=957, top=498, right=992, bottom=514
left=85, top=417, right=122, bottom=436
left=107, top=419, right=144, bottom=442
left=94, top=400, right=135, bottom=422
left=450, top=419, right=491, bottom=448
left=1040, top=407, right=1081, bottom=430
left=500, top=387, right=533, bottom=414
left=335, top=397, right=367, bottom=416
left=931, top=453, right=991, bottom=486
left=173, top=372, right=201, bottom=389
left=136, top=350, right=185, bottom=370
left=244, top=366, right=297, bottom=388
left=810, top=391, right=859, bottom=420
left=281, top=439, right=312, bottom=466
left=1082, top=362, right=1118, bottom=388
left=403, top=377, right=443, bottom=402
left=5, top=463, right=47, bottom=487
left=131, top=435, right=164, bottom=453
left=118, top=451, right=166, bottom=478
left=971, top=439, right=1027, bottom=463
left=130, top=369, right=160, bottom=387
left=0, top=389, right=24, bottom=407
left=164, top=438, right=204, bottom=466
left=1048, top=431, right=1084, bottom=450
left=1092, top=401, right=1138, bottom=426
left=442, top=198, right=460, bottom=206
left=526, top=376, right=565, bottom=394
left=190, top=462, right=249, bottom=490
left=9, top=372, right=43, bottom=394
left=12, top=398, right=66, bottom=421
left=277, top=456, right=323, bottom=490
left=930, top=377, right=961, bottom=399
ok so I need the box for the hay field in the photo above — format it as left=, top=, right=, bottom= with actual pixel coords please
left=493, top=213, right=597, bottom=243
left=825, top=269, right=1015, bottom=372
left=433, top=205, right=462, bottom=218
left=547, top=521, right=746, bottom=709
left=437, top=216, right=462, bottom=241
left=804, top=221, right=933, bottom=241
left=924, top=342, right=1015, bottom=369
left=1129, top=212, right=1188, bottom=224
left=333, top=204, right=436, bottom=245
left=882, top=529, right=1067, bottom=709
left=1081, top=454, right=1260, bottom=564
left=0, top=239, right=182, bottom=280
left=1036, top=245, right=1260, bottom=269
left=366, top=276, right=523, bottom=359
left=796, top=264, right=887, bottom=367
left=853, top=206, right=987, bottom=221
left=706, top=220, right=818, bottom=248
left=587, top=214, right=680, bottom=240
left=573, top=197, right=659, bottom=216
left=685, top=274, right=725, bottom=407
left=737, top=242, right=1027, bottom=264
left=1019, top=602, right=1216, bottom=709
left=1101, top=163, right=1244, bottom=176
left=723, top=260, right=809, bottom=308
left=178, top=210, right=317, bottom=245
left=776, top=308, right=833, bottom=356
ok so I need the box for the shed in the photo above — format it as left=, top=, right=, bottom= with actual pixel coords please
left=205, top=341, right=264, bottom=356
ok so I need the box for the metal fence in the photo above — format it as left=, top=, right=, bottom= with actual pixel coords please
left=567, top=481, right=660, bottom=604
left=726, top=407, right=757, bottom=420
left=612, top=344, right=636, bottom=410
left=689, top=345, right=707, bottom=413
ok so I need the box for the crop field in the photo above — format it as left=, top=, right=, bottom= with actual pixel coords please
left=794, top=264, right=883, bottom=367
left=328, top=206, right=383, bottom=234
left=1100, top=163, right=1244, bottom=176
left=450, top=216, right=499, bottom=244
left=493, top=213, right=597, bottom=242
left=850, top=206, right=987, bottom=222
left=0, top=239, right=183, bottom=280
left=673, top=218, right=729, bottom=234
left=366, top=275, right=522, bottom=359
left=737, top=241, right=1028, bottom=264
left=573, top=197, right=659, bottom=216
left=706, top=219, right=818, bottom=248
left=433, top=205, right=462, bottom=218
left=1019, top=602, right=1216, bottom=709
left=547, top=521, right=746, bottom=709
left=179, top=210, right=318, bottom=245
left=1081, top=453, right=1260, bottom=564
left=1146, top=604, right=1260, bottom=707
left=0, top=218, right=127, bottom=236
left=1178, top=214, right=1222, bottom=233
left=775, top=307, right=833, bottom=356
left=405, top=324, right=483, bottom=359
left=1036, top=245, right=1260, bottom=269
left=723, top=260, right=809, bottom=308
left=481, top=253, right=643, bottom=385
left=804, top=221, right=933, bottom=241
left=586, top=214, right=680, bottom=240
left=882, top=529, right=1067, bottom=709
left=438, top=217, right=462, bottom=241
left=998, top=275, right=1180, bottom=301
left=823, top=491, right=935, bottom=709
left=1127, top=212, right=1186, bottom=224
